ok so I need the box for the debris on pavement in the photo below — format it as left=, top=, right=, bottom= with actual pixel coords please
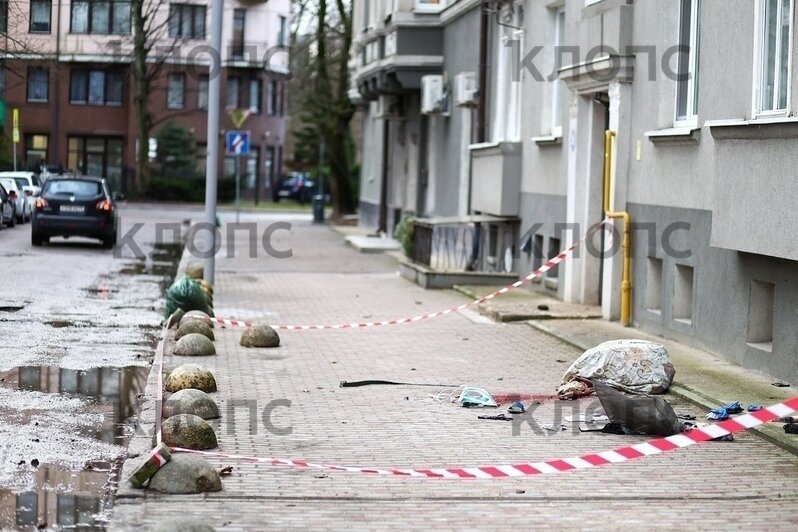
left=747, top=405, right=764, bottom=412
left=478, top=414, right=514, bottom=421
left=219, top=466, right=234, bottom=477
left=430, top=385, right=498, bottom=408
left=594, top=382, right=685, bottom=436
left=557, top=340, right=676, bottom=400
left=341, top=379, right=459, bottom=388
left=128, top=443, right=172, bottom=489
left=507, top=401, right=526, bottom=414
left=707, top=402, right=743, bottom=421
left=165, top=276, right=214, bottom=318
left=785, top=424, right=798, bottom=435
left=772, top=381, right=791, bottom=388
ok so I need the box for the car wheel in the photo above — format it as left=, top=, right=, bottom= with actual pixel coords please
left=102, top=236, right=115, bottom=249
left=8, top=209, right=16, bottom=228
left=32, top=232, right=43, bottom=246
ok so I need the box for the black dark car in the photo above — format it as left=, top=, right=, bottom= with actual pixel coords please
left=275, top=173, right=316, bottom=204
left=31, top=176, right=118, bottom=248
left=0, top=184, right=16, bottom=229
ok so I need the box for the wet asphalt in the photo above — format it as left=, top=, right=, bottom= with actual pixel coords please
left=0, top=204, right=192, bottom=530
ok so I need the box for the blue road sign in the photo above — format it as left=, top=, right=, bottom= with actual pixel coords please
left=226, top=130, right=251, bottom=156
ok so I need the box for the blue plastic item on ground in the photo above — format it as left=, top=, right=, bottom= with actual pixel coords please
left=747, top=405, right=764, bottom=412
left=707, top=408, right=730, bottom=421
left=722, top=401, right=743, bottom=414
left=507, top=401, right=526, bottom=414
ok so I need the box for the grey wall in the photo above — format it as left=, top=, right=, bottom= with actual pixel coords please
left=630, top=203, right=798, bottom=384
left=424, top=6, right=481, bottom=217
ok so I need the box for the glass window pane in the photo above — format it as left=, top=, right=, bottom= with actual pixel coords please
left=226, top=77, right=239, bottom=108
left=194, top=7, right=205, bottom=38
left=169, top=6, right=179, bottom=36
left=107, top=72, right=123, bottom=104
left=31, top=1, right=51, bottom=32
left=86, top=137, right=105, bottom=152
left=249, top=79, right=260, bottom=112
left=198, top=76, right=208, bottom=109
left=112, top=1, right=130, bottom=34
left=168, top=74, right=184, bottom=108
left=70, top=69, right=87, bottom=102
left=181, top=7, right=192, bottom=37
left=762, top=0, right=779, bottom=111
left=92, top=1, right=110, bottom=34
left=778, top=0, right=791, bottom=109
left=71, top=2, right=89, bottom=33
left=89, top=70, right=105, bottom=104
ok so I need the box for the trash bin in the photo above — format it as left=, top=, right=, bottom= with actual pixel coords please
left=312, top=194, right=325, bottom=224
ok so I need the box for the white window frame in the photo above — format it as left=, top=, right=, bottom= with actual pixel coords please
left=491, top=1, right=524, bottom=143
left=752, top=0, right=795, bottom=118
left=674, top=0, right=700, bottom=128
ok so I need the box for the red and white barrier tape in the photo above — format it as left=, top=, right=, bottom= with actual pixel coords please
left=213, top=220, right=612, bottom=331
left=168, top=396, right=798, bottom=478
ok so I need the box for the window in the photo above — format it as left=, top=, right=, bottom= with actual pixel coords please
left=30, top=0, right=52, bottom=32
left=675, top=0, right=700, bottom=125
left=490, top=3, right=524, bottom=142
left=67, top=136, right=124, bottom=182
left=278, top=15, right=287, bottom=48
left=25, top=134, right=48, bottom=170
left=266, top=80, right=276, bottom=115
left=248, top=79, right=260, bottom=112
left=167, top=73, right=185, bottom=109
left=232, top=9, right=246, bottom=58
left=169, top=4, right=206, bottom=39
left=198, top=75, right=209, bottom=109
left=71, top=0, right=129, bottom=34
left=70, top=68, right=123, bottom=105
left=226, top=76, right=240, bottom=108
left=755, top=0, right=794, bottom=115
left=1, top=0, right=8, bottom=33
left=550, top=8, right=565, bottom=137
left=27, top=68, right=49, bottom=102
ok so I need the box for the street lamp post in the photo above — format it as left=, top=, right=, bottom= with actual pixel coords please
left=203, top=0, right=224, bottom=285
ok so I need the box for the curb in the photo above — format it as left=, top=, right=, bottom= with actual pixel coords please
left=524, top=320, right=798, bottom=457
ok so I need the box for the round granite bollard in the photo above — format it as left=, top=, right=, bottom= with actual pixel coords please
left=165, top=364, right=217, bottom=393
left=180, top=310, right=214, bottom=328
left=152, top=520, right=215, bottom=532
left=176, top=320, right=215, bottom=342
left=167, top=308, right=186, bottom=329
left=240, top=325, right=281, bottom=348
left=186, top=263, right=204, bottom=280
left=174, top=334, right=216, bottom=357
left=147, top=454, right=222, bottom=494
left=162, top=414, right=218, bottom=450
left=163, top=389, right=220, bottom=420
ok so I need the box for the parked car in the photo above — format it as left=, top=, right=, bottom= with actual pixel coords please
left=0, top=178, right=31, bottom=223
left=275, top=173, right=316, bottom=204
left=31, top=176, right=118, bottom=248
left=0, top=184, right=16, bottom=229
left=0, top=171, right=43, bottom=198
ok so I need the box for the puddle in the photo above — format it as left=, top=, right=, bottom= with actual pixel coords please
left=0, top=366, right=149, bottom=530
left=0, top=306, right=25, bottom=313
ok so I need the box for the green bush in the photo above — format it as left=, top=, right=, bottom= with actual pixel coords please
left=394, top=215, right=416, bottom=259
left=146, top=176, right=237, bottom=203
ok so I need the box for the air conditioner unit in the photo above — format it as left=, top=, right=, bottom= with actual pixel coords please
left=421, top=75, right=449, bottom=116
left=376, top=95, right=401, bottom=119
left=453, top=72, right=478, bottom=108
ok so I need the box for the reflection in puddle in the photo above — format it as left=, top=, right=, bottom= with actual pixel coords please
left=1, top=366, right=148, bottom=445
left=2, top=470, right=107, bottom=530
left=0, top=366, right=149, bottom=530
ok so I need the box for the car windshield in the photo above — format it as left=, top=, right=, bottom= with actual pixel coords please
left=14, top=178, right=30, bottom=189
left=45, top=180, right=103, bottom=198
left=0, top=180, right=17, bottom=192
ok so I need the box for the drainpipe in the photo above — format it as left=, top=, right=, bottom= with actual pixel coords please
left=603, top=131, right=632, bottom=326
left=52, top=0, right=62, bottom=167
left=476, top=1, right=489, bottom=143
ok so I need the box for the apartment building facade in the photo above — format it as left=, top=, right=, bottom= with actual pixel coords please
left=350, top=0, right=798, bottom=383
left=0, top=0, right=290, bottom=196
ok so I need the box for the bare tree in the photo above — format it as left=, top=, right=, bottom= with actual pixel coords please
left=292, top=0, right=357, bottom=219
left=130, top=0, right=176, bottom=194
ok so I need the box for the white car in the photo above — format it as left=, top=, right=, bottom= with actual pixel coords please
left=0, top=178, right=31, bottom=223
left=0, top=171, right=43, bottom=198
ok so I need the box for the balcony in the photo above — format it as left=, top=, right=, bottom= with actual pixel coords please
left=351, top=1, right=447, bottom=101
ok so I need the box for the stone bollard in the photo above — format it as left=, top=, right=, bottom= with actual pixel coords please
left=161, top=414, right=218, bottom=450
left=176, top=320, right=215, bottom=342
left=147, top=454, right=222, bottom=494
left=240, top=325, right=281, bottom=348
left=165, top=364, right=217, bottom=393
left=174, top=334, right=216, bottom=356
left=164, top=389, right=220, bottom=420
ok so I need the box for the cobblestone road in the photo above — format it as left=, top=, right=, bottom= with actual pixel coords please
left=112, top=218, right=798, bottom=530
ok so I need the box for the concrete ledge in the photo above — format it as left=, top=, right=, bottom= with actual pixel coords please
left=344, top=235, right=401, bottom=253
left=390, top=252, right=517, bottom=289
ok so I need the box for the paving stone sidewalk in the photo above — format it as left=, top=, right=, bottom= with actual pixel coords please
left=111, top=219, right=798, bottom=531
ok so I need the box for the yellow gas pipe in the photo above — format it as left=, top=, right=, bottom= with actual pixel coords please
left=603, top=131, right=633, bottom=326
